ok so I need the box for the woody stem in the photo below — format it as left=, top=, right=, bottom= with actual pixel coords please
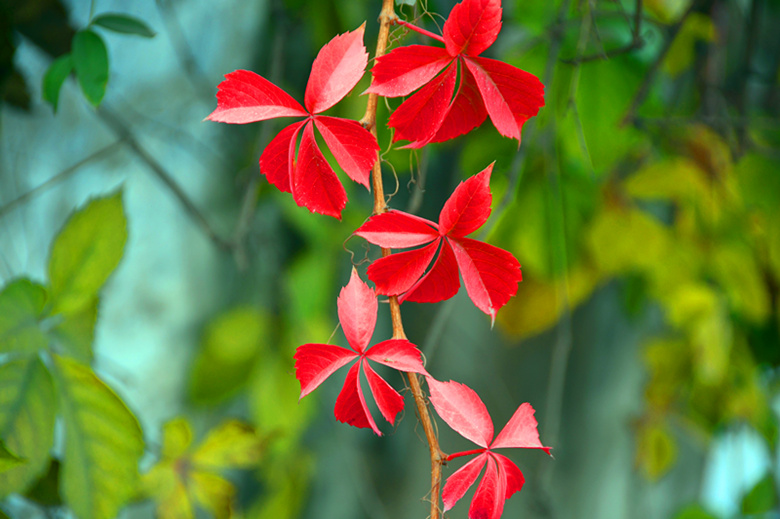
left=361, top=2, right=445, bottom=518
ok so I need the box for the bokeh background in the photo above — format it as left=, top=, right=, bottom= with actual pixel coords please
left=1, top=0, right=779, bottom=518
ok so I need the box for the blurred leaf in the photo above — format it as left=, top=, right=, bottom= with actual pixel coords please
left=496, top=264, right=601, bottom=338
left=249, top=455, right=312, bottom=519
left=50, top=298, right=98, bottom=363
left=0, top=357, right=57, bottom=497
left=72, top=29, right=109, bottom=106
left=662, top=283, right=717, bottom=328
left=586, top=206, right=669, bottom=275
left=48, top=192, right=127, bottom=316
left=672, top=503, right=719, bottom=519
left=144, top=417, right=262, bottom=519
left=635, top=421, right=677, bottom=481
left=643, top=338, right=689, bottom=409
left=53, top=354, right=144, bottom=519
left=0, top=279, right=48, bottom=355
left=285, top=252, right=335, bottom=345
left=190, top=306, right=268, bottom=404
left=710, top=243, right=770, bottom=323
left=91, top=13, right=155, bottom=38
left=42, top=53, right=73, bottom=112
left=624, top=158, right=710, bottom=204
left=664, top=13, right=716, bottom=77
left=0, top=439, right=24, bottom=473
left=24, top=460, right=63, bottom=507
left=741, top=473, right=778, bottom=515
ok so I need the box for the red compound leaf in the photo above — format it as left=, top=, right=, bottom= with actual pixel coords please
left=205, top=69, right=306, bottom=123
left=442, top=0, right=502, bottom=57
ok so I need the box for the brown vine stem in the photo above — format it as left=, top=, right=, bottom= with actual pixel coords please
left=360, top=2, right=445, bottom=518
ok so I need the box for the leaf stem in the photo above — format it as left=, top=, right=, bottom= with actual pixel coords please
left=394, top=19, right=446, bottom=44
left=362, top=2, right=446, bottom=518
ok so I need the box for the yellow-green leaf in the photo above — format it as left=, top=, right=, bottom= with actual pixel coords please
left=51, top=298, right=98, bottom=363
left=72, top=30, right=109, bottom=106
left=664, top=13, right=716, bottom=77
left=161, top=418, right=193, bottom=460
left=636, top=422, right=677, bottom=481
left=0, top=279, right=48, bottom=355
left=0, top=357, right=57, bottom=496
left=48, top=192, right=127, bottom=316
left=53, top=355, right=144, bottom=519
left=191, top=421, right=263, bottom=471
left=0, top=439, right=24, bottom=473
left=710, top=243, right=770, bottom=323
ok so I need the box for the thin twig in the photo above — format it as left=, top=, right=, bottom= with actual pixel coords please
left=0, top=141, right=125, bottom=221
left=362, top=2, right=445, bottom=518
left=561, top=0, right=644, bottom=64
left=97, top=106, right=234, bottom=251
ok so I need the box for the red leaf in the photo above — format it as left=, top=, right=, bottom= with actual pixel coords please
left=334, top=362, right=381, bottom=435
left=464, top=57, right=544, bottom=142
left=314, top=116, right=377, bottom=189
left=443, top=0, right=502, bottom=57
left=365, top=339, right=427, bottom=374
left=337, top=268, right=377, bottom=354
left=399, top=239, right=460, bottom=304
left=427, top=377, right=493, bottom=448
left=293, top=122, right=347, bottom=218
left=206, top=69, right=307, bottom=123
left=389, top=62, right=458, bottom=148
left=259, top=121, right=305, bottom=193
left=293, top=343, right=357, bottom=399
left=442, top=453, right=488, bottom=512
left=367, top=45, right=452, bottom=97
left=305, top=24, right=369, bottom=114
left=430, top=64, right=488, bottom=143
left=439, top=164, right=493, bottom=237
left=491, top=403, right=551, bottom=453
left=448, top=236, right=521, bottom=322
left=362, top=359, right=404, bottom=425
left=492, top=453, right=525, bottom=500
left=468, top=456, right=506, bottom=519
left=354, top=210, right=439, bottom=249
left=366, top=239, right=441, bottom=295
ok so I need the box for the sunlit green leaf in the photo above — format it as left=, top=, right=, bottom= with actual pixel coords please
left=0, top=279, right=48, bottom=355
left=53, top=354, right=144, bottom=519
left=664, top=13, right=716, bottom=77
left=0, top=439, right=24, bottom=473
left=72, top=30, right=109, bottom=106
left=50, top=298, right=98, bottom=363
left=249, top=456, right=312, bottom=519
left=49, top=192, right=127, bottom=316
left=91, top=13, right=156, bottom=38
left=191, top=420, right=263, bottom=471
left=42, top=54, right=74, bottom=112
left=672, top=503, right=718, bottom=519
left=0, top=357, right=57, bottom=497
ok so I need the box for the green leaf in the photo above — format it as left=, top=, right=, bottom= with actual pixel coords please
left=0, top=279, right=48, bottom=355
left=672, top=503, right=718, bottom=519
left=24, top=460, right=63, bottom=507
left=53, top=355, right=144, bottom=519
left=0, top=357, right=57, bottom=497
left=48, top=192, right=127, bottom=316
left=42, top=54, right=74, bottom=112
left=50, top=298, right=98, bottom=363
left=91, top=13, right=155, bottom=38
left=635, top=421, right=677, bottom=481
left=0, top=439, right=24, bottom=473
left=72, top=30, right=109, bottom=106
left=741, top=473, right=778, bottom=515
left=190, top=306, right=267, bottom=404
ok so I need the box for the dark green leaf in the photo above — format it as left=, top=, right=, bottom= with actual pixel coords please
left=672, top=503, right=718, bottom=519
left=91, top=13, right=155, bottom=38
left=0, top=357, right=57, bottom=497
left=0, top=279, right=48, bottom=355
left=48, top=192, right=127, bottom=316
left=42, top=54, right=73, bottom=112
left=24, top=460, right=62, bottom=507
left=741, top=473, right=778, bottom=515
left=72, top=30, right=109, bottom=106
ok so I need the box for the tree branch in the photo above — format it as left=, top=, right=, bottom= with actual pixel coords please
left=362, top=2, right=445, bottom=518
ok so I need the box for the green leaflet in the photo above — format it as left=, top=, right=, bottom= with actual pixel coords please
left=91, top=13, right=156, bottom=38
left=0, top=439, right=25, bottom=473
left=48, top=192, right=127, bottom=316
left=42, top=54, right=74, bottom=112
left=0, top=279, right=48, bottom=355
left=72, top=30, right=109, bottom=106
left=0, top=357, right=57, bottom=496
left=53, top=355, right=144, bottom=519
left=50, top=298, right=98, bottom=363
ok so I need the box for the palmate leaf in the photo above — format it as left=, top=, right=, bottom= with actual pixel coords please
left=293, top=270, right=427, bottom=435
left=367, top=0, right=543, bottom=147
left=427, top=376, right=550, bottom=519
left=207, top=25, right=378, bottom=219
left=355, top=165, right=522, bottom=320
left=52, top=355, right=144, bottom=519
left=0, top=358, right=57, bottom=497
